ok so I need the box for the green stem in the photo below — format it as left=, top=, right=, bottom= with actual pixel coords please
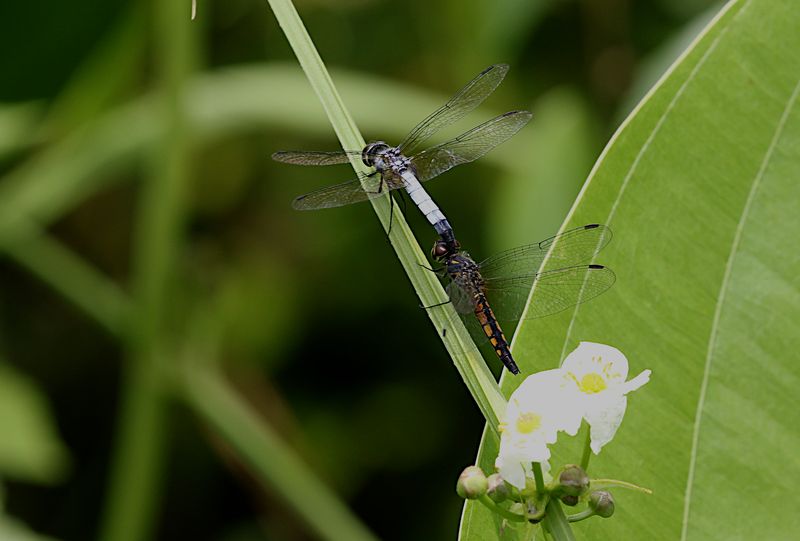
left=181, top=365, right=379, bottom=541
left=98, top=2, right=195, bottom=541
left=566, top=508, right=594, bottom=523
left=264, top=0, right=506, bottom=427
left=591, top=478, right=652, bottom=494
left=476, top=495, right=526, bottom=523
left=580, top=423, right=592, bottom=471
left=542, top=499, right=576, bottom=541
left=3, top=220, right=130, bottom=337
left=532, top=461, right=545, bottom=494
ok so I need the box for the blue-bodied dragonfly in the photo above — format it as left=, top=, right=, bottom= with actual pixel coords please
left=430, top=224, right=615, bottom=375
left=272, top=64, right=531, bottom=248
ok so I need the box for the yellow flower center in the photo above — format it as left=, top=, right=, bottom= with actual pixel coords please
left=516, top=412, right=542, bottom=434
left=579, top=373, right=607, bottom=394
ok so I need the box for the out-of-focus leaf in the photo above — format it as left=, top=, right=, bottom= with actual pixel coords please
left=45, top=0, right=147, bottom=135
left=0, top=64, right=535, bottom=243
left=215, top=253, right=300, bottom=368
left=488, top=87, right=596, bottom=251
left=0, top=512, right=59, bottom=541
left=618, top=2, right=720, bottom=120
left=0, top=363, right=70, bottom=484
left=462, top=1, right=800, bottom=539
left=476, top=0, right=555, bottom=64
left=0, top=103, right=43, bottom=159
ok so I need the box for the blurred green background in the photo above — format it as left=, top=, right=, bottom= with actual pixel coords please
left=0, top=0, right=719, bottom=540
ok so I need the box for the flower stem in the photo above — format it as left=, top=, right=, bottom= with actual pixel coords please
left=532, top=461, right=546, bottom=494
left=477, top=495, right=526, bottom=523
left=592, top=478, right=653, bottom=494
left=580, top=423, right=592, bottom=471
left=567, top=508, right=595, bottom=522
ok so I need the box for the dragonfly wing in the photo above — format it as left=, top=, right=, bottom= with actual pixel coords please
left=411, top=111, right=532, bottom=182
left=483, top=265, right=615, bottom=322
left=446, top=280, right=476, bottom=315
left=398, top=64, right=509, bottom=155
left=478, top=224, right=612, bottom=280
left=272, top=150, right=362, bottom=166
left=291, top=171, right=403, bottom=210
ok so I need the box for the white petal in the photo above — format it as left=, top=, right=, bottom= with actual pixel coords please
left=495, top=446, right=546, bottom=490
left=585, top=394, right=628, bottom=454
left=562, top=342, right=629, bottom=383
left=509, top=368, right=572, bottom=409
left=621, top=369, right=651, bottom=394
left=496, top=456, right=527, bottom=490
left=505, top=368, right=583, bottom=437
left=558, top=391, right=585, bottom=436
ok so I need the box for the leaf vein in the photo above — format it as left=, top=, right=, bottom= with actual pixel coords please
left=680, top=50, right=800, bottom=541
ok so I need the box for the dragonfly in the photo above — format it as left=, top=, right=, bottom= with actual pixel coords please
left=430, top=224, right=615, bottom=375
left=272, top=64, right=531, bottom=248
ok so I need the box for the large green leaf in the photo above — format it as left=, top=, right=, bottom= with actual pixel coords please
left=461, top=1, right=800, bottom=539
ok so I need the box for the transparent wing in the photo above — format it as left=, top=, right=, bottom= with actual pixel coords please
left=272, top=150, right=362, bottom=166
left=411, top=111, right=532, bottom=182
left=398, top=64, right=509, bottom=155
left=446, top=280, right=476, bottom=315
left=483, top=265, right=616, bottom=322
left=291, top=171, right=404, bottom=210
left=478, top=224, right=612, bottom=280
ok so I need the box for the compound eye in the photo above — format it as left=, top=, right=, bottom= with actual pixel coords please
left=432, top=241, right=449, bottom=259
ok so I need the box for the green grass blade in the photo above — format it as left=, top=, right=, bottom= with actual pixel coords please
left=2, top=221, right=130, bottom=337
left=265, top=0, right=505, bottom=426
left=98, top=2, right=196, bottom=540
left=180, top=365, right=380, bottom=541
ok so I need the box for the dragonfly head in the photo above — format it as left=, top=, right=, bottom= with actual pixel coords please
left=362, top=141, right=392, bottom=167
left=431, top=238, right=460, bottom=262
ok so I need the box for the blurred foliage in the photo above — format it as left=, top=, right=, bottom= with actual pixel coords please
left=0, top=0, right=719, bottom=540
left=0, top=363, right=69, bottom=484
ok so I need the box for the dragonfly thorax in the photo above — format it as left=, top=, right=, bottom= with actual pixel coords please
left=362, top=142, right=411, bottom=174
left=446, top=253, right=483, bottom=284
left=445, top=252, right=485, bottom=299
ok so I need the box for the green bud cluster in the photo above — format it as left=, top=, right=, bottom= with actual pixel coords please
left=455, top=463, right=630, bottom=527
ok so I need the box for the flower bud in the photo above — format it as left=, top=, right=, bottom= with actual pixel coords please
left=558, top=465, right=590, bottom=497
left=486, top=473, right=511, bottom=503
left=589, top=490, right=615, bottom=518
left=560, top=494, right=579, bottom=506
left=456, top=466, right=488, bottom=500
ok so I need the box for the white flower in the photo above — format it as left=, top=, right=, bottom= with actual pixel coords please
left=562, top=342, right=651, bottom=454
left=495, top=369, right=581, bottom=489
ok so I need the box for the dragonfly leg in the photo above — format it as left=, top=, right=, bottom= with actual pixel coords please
left=386, top=190, right=409, bottom=236
left=387, top=193, right=396, bottom=235
left=397, top=189, right=408, bottom=214
left=419, top=298, right=452, bottom=310
left=417, top=262, right=443, bottom=273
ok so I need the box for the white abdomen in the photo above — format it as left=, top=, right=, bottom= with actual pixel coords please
left=400, top=170, right=446, bottom=226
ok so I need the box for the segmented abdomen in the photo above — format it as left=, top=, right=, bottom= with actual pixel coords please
left=474, top=294, right=519, bottom=375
